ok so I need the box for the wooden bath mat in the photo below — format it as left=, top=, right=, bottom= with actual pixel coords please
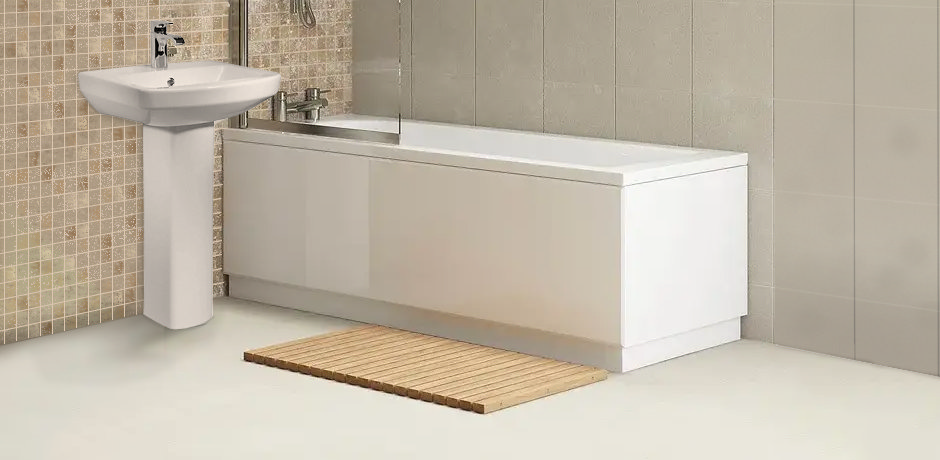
left=244, top=325, right=607, bottom=413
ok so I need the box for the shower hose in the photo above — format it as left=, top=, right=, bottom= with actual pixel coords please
left=290, top=0, right=317, bottom=28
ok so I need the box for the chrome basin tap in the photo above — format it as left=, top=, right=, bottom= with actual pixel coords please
left=151, top=20, right=185, bottom=70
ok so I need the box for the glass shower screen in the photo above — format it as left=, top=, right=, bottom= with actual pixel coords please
left=241, top=0, right=403, bottom=138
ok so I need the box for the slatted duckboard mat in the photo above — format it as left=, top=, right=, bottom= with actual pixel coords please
left=244, top=325, right=608, bottom=413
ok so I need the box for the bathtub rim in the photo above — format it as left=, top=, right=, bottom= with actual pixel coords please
left=223, top=125, right=747, bottom=187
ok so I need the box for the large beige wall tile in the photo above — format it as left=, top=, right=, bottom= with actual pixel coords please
left=743, top=284, right=773, bottom=342
left=776, top=0, right=850, bottom=5
left=774, top=288, right=855, bottom=359
left=401, top=0, right=413, bottom=70
left=412, top=72, right=475, bottom=124
left=615, top=87, right=691, bottom=146
left=352, top=0, right=401, bottom=72
left=856, top=0, right=937, bottom=9
left=352, top=70, right=401, bottom=117
left=401, top=71, right=413, bottom=119
left=855, top=106, right=938, bottom=204
left=774, top=100, right=854, bottom=197
left=747, top=189, right=774, bottom=286
left=476, top=0, right=543, bottom=80
left=692, top=1, right=772, bottom=98
left=692, top=94, right=773, bottom=190
left=412, top=0, right=474, bottom=76
left=774, top=3, right=852, bottom=104
left=856, top=301, right=939, bottom=375
left=856, top=199, right=938, bottom=311
left=475, top=77, right=543, bottom=132
left=544, top=82, right=615, bottom=139
left=616, top=0, right=691, bottom=91
left=855, top=5, right=937, bottom=109
left=545, top=0, right=615, bottom=85
left=774, top=192, right=854, bottom=297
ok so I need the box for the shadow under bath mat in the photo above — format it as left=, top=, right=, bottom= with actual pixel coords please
left=244, top=325, right=608, bottom=414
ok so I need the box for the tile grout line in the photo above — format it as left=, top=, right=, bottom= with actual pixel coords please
left=852, top=0, right=857, bottom=360
left=770, top=0, right=776, bottom=344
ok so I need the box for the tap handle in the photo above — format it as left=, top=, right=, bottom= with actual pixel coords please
left=306, top=87, right=331, bottom=99
left=151, top=20, right=174, bottom=34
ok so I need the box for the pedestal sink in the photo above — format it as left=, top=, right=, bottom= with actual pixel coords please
left=79, top=61, right=280, bottom=329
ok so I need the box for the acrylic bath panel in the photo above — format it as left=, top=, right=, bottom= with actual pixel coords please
left=221, top=117, right=747, bottom=372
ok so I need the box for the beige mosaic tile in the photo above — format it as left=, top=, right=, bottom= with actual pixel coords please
left=1, top=0, right=230, bottom=345
left=246, top=0, right=353, bottom=121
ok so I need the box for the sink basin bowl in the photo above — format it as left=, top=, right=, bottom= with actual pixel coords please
left=78, top=61, right=281, bottom=127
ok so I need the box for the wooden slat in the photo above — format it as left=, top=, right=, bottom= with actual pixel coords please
left=244, top=326, right=607, bottom=414
left=243, top=325, right=377, bottom=363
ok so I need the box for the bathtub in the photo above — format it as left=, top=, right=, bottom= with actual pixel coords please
left=222, top=116, right=748, bottom=372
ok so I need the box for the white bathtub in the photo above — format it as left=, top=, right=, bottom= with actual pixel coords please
left=223, top=116, right=748, bottom=372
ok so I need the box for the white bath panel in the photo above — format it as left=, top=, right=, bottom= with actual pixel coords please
left=223, top=118, right=747, bottom=372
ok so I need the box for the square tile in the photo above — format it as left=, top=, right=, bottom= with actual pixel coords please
left=855, top=106, right=938, bottom=204
left=774, top=288, right=855, bottom=359
left=475, top=0, right=543, bottom=80
left=616, top=0, right=691, bottom=91
left=692, top=1, right=772, bottom=98
left=544, top=82, right=615, bottom=139
left=774, top=3, right=853, bottom=104
left=616, top=87, right=691, bottom=146
left=855, top=5, right=938, bottom=109
left=546, top=0, right=615, bottom=85
left=774, top=100, right=854, bottom=197
left=475, top=77, right=543, bottom=132
left=774, top=191, right=854, bottom=298
left=856, top=301, right=939, bottom=375
left=856, top=199, right=938, bottom=311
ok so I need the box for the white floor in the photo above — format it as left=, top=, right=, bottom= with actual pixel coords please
left=2, top=298, right=939, bottom=460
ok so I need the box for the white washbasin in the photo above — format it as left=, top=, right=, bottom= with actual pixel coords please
left=76, top=60, right=281, bottom=330
left=78, top=61, right=280, bottom=127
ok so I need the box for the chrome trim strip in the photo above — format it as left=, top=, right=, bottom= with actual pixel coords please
left=246, top=119, right=400, bottom=144
left=229, top=0, right=250, bottom=129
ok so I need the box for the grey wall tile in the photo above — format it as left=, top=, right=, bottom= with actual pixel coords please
left=616, top=87, right=691, bottom=146
left=743, top=284, right=773, bottom=342
left=475, top=77, right=544, bottom=132
left=401, top=0, right=413, bottom=71
left=692, top=94, right=773, bottom=190
left=856, top=0, right=936, bottom=6
left=855, top=5, right=938, bottom=109
left=400, top=70, right=413, bottom=119
left=857, top=301, right=939, bottom=375
left=412, top=0, right=475, bottom=76
left=352, top=0, right=402, bottom=73
left=476, top=0, right=544, bottom=80
left=616, top=0, right=691, bottom=91
left=774, top=191, right=854, bottom=297
left=692, top=1, right=772, bottom=98
left=747, top=189, right=774, bottom=286
left=412, top=71, right=475, bottom=124
left=352, top=70, right=402, bottom=117
left=544, top=82, right=616, bottom=139
left=855, top=106, right=938, bottom=204
left=774, top=100, right=854, bottom=197
left=774, top=3, right=852, bottom=104
left=545, top=0, right=615, bottom=85
left=856, top=199, right=938, bottom=311
left=774, top=288, right=855, bottom=359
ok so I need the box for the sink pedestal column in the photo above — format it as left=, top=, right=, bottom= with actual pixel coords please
left=142, top=123, right=215, bottom=329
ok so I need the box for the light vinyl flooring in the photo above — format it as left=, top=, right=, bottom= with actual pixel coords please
left=1, top=297, right=939, bottom=460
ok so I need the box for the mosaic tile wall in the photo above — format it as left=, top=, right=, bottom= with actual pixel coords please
left=0, top=0, right=229, bottom=345
left=246, top=0, right=352, bottom=121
